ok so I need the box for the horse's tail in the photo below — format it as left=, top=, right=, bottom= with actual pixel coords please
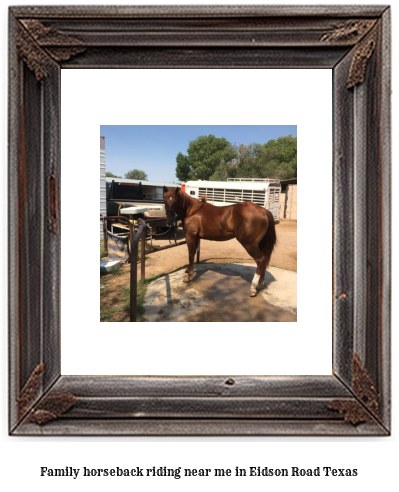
left=259, top=209, right=277, bottom=267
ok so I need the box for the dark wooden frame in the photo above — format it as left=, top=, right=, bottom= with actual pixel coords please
left=9, top=5, right=391, bottom=436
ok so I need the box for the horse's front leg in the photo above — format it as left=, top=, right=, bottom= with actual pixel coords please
left=183, top=234, right=199, bottom=283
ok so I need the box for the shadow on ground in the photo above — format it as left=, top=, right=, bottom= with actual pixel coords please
left=144, top=263, right=297, bottom=322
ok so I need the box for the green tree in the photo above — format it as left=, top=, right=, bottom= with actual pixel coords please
left=211, top=136, right=297, bottom=181
left=175, top=152, right=191, bottom=182
left=258, top=135, right=297, bottom=180
left=106, top=171, right=122, bottom=178
left=210, top=161, right=237, bottom=181
left=124, top=169, right=148, bottom=180
left=175, top=135, right=235, bottom=181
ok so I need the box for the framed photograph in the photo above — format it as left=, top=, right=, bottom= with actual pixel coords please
left=9, top=5, right=390, bottom=435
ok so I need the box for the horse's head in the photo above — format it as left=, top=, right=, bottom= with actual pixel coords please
left=163, top=186, right=180, bottom=226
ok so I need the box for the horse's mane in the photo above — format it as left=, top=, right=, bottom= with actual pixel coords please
left=177, top=188, right=206, bottom=215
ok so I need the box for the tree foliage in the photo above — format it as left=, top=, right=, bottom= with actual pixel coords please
left=176, top=135, right=297, bottom=182
left=211, top=136, right=297, bottom=181
left=257, top=135, right=297, bottom=180
left=175, top=152, right=191, bottom=182
left=106, top=171, right=122, bottom=178
left=175, top=135, right=235, bottom=181
left=124, top=169, right=148, bottom=180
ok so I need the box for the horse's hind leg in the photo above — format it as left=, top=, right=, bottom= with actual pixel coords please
left=242, top=243, right=266, bottom=296
left=257, top=247, right=272, bottom=291
left=258, top=270, right=266, bottom=290
left=253, top=261, right=267, bottom=294
left=258, top=213, right=276, bottom=290
left=258, top=250, right=269, bottom=289
left=256, top=249, right=270, bottom=291
left=184, top=234, right=199, bottom=283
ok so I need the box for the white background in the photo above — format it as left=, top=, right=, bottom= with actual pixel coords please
left=61, top=68, right=332, bottom=376
left=1, top=1, right=397, bottom=492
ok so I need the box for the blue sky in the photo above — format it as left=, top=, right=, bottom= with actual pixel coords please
left=100, top=125, right=297, bottom=182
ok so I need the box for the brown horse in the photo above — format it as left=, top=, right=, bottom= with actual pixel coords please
left=163, top=186, right=277, bottom=296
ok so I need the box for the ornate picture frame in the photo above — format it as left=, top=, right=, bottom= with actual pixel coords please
left=9, top=5, right=391, bottom=435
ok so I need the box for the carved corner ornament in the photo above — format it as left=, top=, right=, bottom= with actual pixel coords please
left=18, top=362, right=45, bottom=419
left=17, top=19, right=85, bottom=81
left=328, top=354, right=380, bottom=425
left=27, top=393, right=77, bottom=425
left=18, top=363, right=76, bottom=425
left=320, top=19, right=376, bottom=43
left=346, top=28, right=378, bottom=88
left=320, top=20, right=378, bottom=89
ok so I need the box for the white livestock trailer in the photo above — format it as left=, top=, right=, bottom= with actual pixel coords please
left=184, top=178, right=282, bottom=221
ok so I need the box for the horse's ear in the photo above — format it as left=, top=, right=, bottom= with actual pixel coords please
left=163, top=186, right=167, bottom=194
left=175, top=186, right=180, bottom=194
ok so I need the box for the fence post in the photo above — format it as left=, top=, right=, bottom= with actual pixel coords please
left=101, top=214, right=108, bottom=254
left=130, top=222, right=137, bottom=322
left=129, top=221, right=146, bottom=322
left=141, top=226, right=146, bottom=284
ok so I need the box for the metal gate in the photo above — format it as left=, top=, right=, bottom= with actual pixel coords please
left=267, top=186, right=281, bottom=220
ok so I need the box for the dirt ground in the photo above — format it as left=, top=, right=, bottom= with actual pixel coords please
left=100, top=220, right=297, bottom=322
left=144, top=263, right=297, bottom=323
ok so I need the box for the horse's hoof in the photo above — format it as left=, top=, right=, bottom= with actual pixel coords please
left=250, top=290, right=257, bottom=297
left=183, top=276, right=191, bottom=283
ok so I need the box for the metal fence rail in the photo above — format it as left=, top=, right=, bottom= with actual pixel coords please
left=101, top=215, right=197, bottom=322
